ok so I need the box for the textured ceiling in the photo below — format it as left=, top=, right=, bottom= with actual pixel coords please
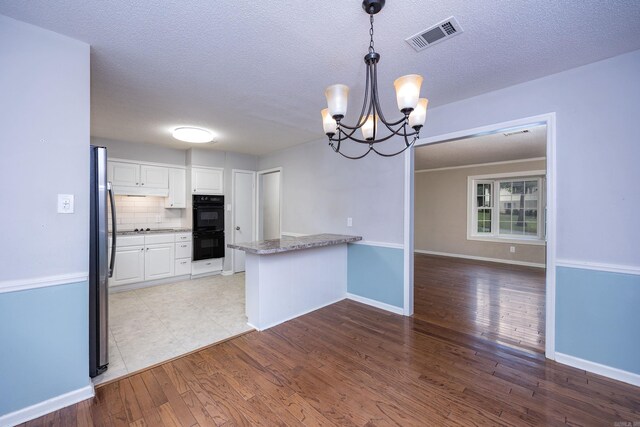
left=1, top=1, right=639, bottom=155
left=415, top=125, right=546, bottom=170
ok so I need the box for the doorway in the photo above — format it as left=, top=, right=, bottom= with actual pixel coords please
left=256, top=168, right=282, bottom=241
left=232, top=169, right=256, bottom=273
left=404, top=113, right=557, bottom=358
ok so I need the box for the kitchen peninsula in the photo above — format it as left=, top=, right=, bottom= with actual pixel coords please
left=228, top=233, right=362, bottom=330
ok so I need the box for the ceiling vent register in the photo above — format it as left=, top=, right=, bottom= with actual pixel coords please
left=406, top=16, right=463, bottom=52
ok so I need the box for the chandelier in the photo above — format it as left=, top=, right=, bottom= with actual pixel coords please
left=321, top=0, right=428, bottom=159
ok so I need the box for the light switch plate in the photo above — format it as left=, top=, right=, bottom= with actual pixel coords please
left=227, top=204, right=232, bottom=212
left=347, top=217, right=353, bottom=227
left=57, top=194, right=74, bottom=213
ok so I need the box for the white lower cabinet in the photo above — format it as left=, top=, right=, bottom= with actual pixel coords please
left=175, top=241, right=192, bottom=259
left=175, top=258, right=191, bottom=276
left=111, top=245, right=145, bottom=286
left=144, top=243, right=175, bottom=280
left=109, top=232, right=194, bottom=289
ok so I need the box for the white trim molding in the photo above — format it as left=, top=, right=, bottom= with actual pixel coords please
left=0, top=272, right=88, bottom=294
left=415, top=249, right=546, bottom=268
left=555, top=353, right=640, bottom=387
left=350, top=240, right=404, bottom=250
left=556, top=259, right=640, bottom=276
left=346, top=293, right=404, bottom=315
left=0, top=384, right=94, bottom=427
left=415, top=157, right=546, bottom=173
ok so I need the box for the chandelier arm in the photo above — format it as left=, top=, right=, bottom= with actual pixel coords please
left=335, top=146, right=374, bottom=160
left=330, top=130, right=398, bottom=144
left=337, top=65, right=374, bottom=131
left=371, top=63, right=401, bottom=127
left=370, top=135, right=418, bottom=157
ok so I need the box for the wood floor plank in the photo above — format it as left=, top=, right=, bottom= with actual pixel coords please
left=27, top=255, right=639, bottom=426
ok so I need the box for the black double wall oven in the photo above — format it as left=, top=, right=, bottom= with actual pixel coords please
left=192, top=195, right=225, bottom=261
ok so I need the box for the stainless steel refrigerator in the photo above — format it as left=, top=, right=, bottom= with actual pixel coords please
left=89, top=145, right=116, bottom=377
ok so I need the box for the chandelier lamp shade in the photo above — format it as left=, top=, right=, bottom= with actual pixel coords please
left=321, top=0, right=429, bottom=159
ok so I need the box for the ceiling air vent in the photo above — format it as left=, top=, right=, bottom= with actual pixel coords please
left=405, top=16, right=463, bottom=52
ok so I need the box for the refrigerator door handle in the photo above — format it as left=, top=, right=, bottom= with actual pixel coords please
left=108, top=181, right=116, bottom=278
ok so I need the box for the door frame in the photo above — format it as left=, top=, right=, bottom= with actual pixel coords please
left=231, top=169, right=256, bottom=274
left=256, top=167, right=283, bottom=241
left=403, top=112, right=557, bottom=359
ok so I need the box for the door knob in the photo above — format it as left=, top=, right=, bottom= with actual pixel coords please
left=235, top=226, right=240, bottom=231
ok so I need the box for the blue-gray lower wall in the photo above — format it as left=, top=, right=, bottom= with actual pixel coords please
left=0, top=281, right=90, bottom=416
left=347, top=244, right=404, bottom=308
left=556, top=266, right=640, bottom=375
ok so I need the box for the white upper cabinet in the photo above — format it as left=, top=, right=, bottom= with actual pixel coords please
left=109, top=161, right=140, bottom=187
left=192, top=167, right=223, bottom=195
left=165, top=168, right=186, bottom=208
left=108, top=160, right=169, bottom=196
left=140, top=165, right=168, bottom=189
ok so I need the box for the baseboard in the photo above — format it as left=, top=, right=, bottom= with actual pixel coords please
left=108, top=274, right=192, bottom=293
left=252, top=296, right=345, bottom=331
left=346, top=293, right=404, bottom=315
left=221, top=270, right=234, bottom=276
left=0, top=384, right=94, bottom=427
left=555, top=353, right=640, bottom=387
left=414, top=249, right=546, bottom=269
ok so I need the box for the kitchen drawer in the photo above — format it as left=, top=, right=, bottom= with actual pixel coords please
left=191, top=258, right=222, bottom=275
left=175, top=241, right=192, bottom=259
left=175, top=258, right=191, bottom=276
left=175, top=232, right=192, bottom=242
left=115, top=235, right=145, bottom=247
left=144, top=233, right=175, bottom=245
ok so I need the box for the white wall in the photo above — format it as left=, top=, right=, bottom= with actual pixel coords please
left=258, top=141, right=405, bottom=244
left=421, top=49, right=640, bottom=266
left=0, top=15, right=90, bottom=282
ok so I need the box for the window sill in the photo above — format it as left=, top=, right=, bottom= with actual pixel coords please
left=467, top=235, right=546, bottom=246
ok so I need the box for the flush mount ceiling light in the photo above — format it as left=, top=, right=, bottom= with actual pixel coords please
left=321, top=0, right=428, bottom=159
left=172, top=127, right=215, bottom=143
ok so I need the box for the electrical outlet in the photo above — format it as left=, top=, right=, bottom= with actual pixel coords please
left=347, top=217, right=353, bottom=227
left=57, top=194, right=74, bottom=213
left=510, top=246, right=516, bottom=253
left=156, top=215, right=161, bottom=223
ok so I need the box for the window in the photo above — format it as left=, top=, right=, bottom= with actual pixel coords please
left=468, top=172, right=545, bottom=244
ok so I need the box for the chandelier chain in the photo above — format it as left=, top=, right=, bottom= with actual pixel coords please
left=369, top=14, right=375, bottom=53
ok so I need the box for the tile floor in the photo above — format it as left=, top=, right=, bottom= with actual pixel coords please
left=94, top=272, right=251, bottom=385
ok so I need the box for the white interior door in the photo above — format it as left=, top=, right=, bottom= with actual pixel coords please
left=257, top=169, right=282, bottom=241
left=233, top=170, right=256, bottom=273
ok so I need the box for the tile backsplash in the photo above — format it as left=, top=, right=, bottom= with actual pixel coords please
left=109, top=196, right=187, bottom=231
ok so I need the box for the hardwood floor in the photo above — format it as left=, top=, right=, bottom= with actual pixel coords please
left=21, top=263, right=640, bottom=426
left=414, top=253, right=546, bottom=353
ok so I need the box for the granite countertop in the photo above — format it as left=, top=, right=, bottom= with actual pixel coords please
left=227, top=233, right=362, bottom=255
left=113, top=228, right=192, bottom=236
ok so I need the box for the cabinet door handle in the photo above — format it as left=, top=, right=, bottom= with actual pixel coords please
left=146, top=248, right=149, bottom=251
left=140, top=248, right=144, bottom=251
left=181, top=245, right=187, bottom=248
left=141, top=182, right=145, bottom=186
left=136, top=182, right=139, bottom=185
